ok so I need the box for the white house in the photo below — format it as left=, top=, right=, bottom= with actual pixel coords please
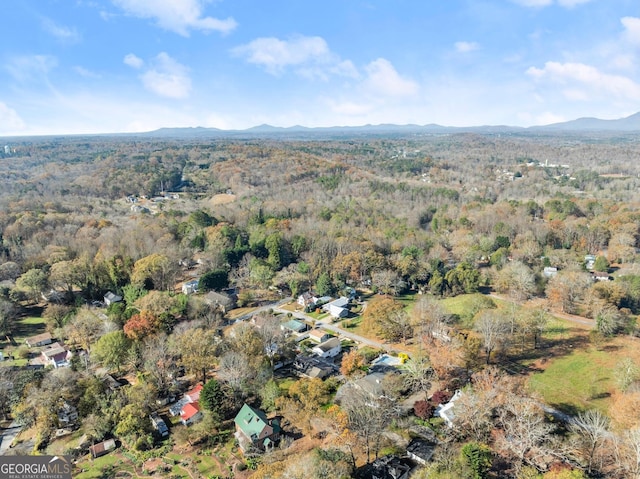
left=435, top=390, right=462, bottom=428
left=322, top=296, right=349, bottom=312
left=327, top=304, right=349, bottom=319
left=312, top=337, right=342, bottom=358
left=182, top=279, right=199, bottom=295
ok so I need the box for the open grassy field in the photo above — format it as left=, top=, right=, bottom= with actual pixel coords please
left=527, top=335, right=640, bottom=414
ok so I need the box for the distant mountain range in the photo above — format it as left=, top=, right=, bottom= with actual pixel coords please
left=140, top=112, right=640, bottom=139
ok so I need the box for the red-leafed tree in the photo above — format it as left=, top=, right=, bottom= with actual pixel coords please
left=413, top=400, right=434, bottom=420
left=123, top=310, right=158, bottom=341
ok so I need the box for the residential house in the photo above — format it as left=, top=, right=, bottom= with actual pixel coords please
left=335, top=371, right=391, bottom=405
left=312, top=337, right=342, bottom=359
left=327, top=303, right=349, bottom=319
left=150, top=413, right=169, bottom=437
left=292, top=356, right=336, bottom=379
left=169, top=383, right=202, bottom=419
left=543, top=267, right=558, bottom=278
left=41, top=342, right=72, bottom=368
left=180, top=402, right=203, bottom=426
left=297, top=292, right=318, bottom=308
left=102, top=374, right=124, bottom=393
left=181, top=279, right=199, bottom=295
left=308, top=329, right=332, bottom=343
left=406, top=438, right=436, bottom=465
left=322, top=297, right=349, bottom=319
left=57, top=401, right=78, bottom=427
left=369, top=455, right=412, bottom=479
left=592, top=271, right=611, bottom=282
left=185, top=383, right=203, bottom=403
left=204, top=290, right=236, bottom=312
left=435, top=390, right=462, bottom=428
left=281, top=319, right=308, bottom=335
left=89, top=439, right=116, bottom=458
left=585, top=254, right=597, bottom=271
left=25, top=332, right=52, bottom=348
left=103, top=291, right=122, bottom=306
left=234, top=404, right=280, bottom=453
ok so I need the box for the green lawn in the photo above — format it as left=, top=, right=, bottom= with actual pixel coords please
left=527, top=346, right=616, bottom=413
left=74, top=454, right=127, bottom=479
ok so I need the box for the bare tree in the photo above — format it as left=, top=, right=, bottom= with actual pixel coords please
left=475, top=310, right=509, bottom=364
left=496, top=395, right=553, bottom=471
left=569, top=409, right=612, bottom=475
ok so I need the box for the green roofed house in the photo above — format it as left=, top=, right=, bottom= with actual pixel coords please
left=234, top=404, right=280, bottom=453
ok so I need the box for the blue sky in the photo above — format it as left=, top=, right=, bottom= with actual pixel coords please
left=1, top=0, right=639, bottom=135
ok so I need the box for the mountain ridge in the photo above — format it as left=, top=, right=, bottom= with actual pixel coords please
left=140, top=112, right=640, bottom=138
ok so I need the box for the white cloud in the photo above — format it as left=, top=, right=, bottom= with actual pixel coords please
left=124, top=53, right=144, bottom=69
left=111, top=0, right=237, bottom=36
left=232, top=36, right=331, bottom=75
left=364, top=58, right=419, bottom=97
left=41, top=18, right=81, bottom=42
left=6, top=55, right=57, bottom=82
left=621, top=17, right=640, bottom=45
left=140, top=52, right=191, bottom=99
left=73, top=66, right=101, bottom=78
left=0, top=102, right=26, bottom=132
left=511, top=0, right=552, bottom=7
left=326, top=99, right=375, bottom=116
left=527, top=61, right=640, bottom=100
left=455, top=41, right=480, bottom=53
left=511, top=0, right=591, bottom=7
left=535, top=112, right=566, bottom=125
left=557, top=0, right=591, bottom=6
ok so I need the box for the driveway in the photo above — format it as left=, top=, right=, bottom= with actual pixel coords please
left=0, top=421, right=22, bottom=455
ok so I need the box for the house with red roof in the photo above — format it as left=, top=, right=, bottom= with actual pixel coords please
left=180, top=402, right=203, bottom=426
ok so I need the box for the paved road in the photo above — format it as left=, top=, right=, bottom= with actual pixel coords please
left=272, top=305, right=409, bottom=354
left=0, top=421, right=22, bottom=455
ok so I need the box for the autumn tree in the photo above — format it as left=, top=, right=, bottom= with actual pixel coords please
left=545, top=269, right=592, bottom=314
left=362, top=296, right=412, bottom=342
left=91, top=330, right=132, bottom=373
left=402, top=355, right=434, bottom=393
left=123, top=310, right=159, bottom=341
left=494, top=261, right=536, bottom=302
left=173, top=323, right=220, bottom=384
left=340, top=349, right=366, bottom=378
left=16, top=268, right=48, bottom=303
left=131, top=253, right=176, bottom=291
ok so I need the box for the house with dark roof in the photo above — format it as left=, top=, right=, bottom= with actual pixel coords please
left=25, top=332, right=52, bottom=348
left=104, top=291, right=122, bottom=306
left=406, top=438, right=436, bottom=465
left=369, top=455, right=412, bottom=479
left=234, top=404, right=280, bottom=453
left=292, top=356, right=336, bottom=379
left=41, top=342, right=72, bottom=368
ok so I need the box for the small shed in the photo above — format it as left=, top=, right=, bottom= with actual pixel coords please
left=104, top=292, right=122, bottom=306
left=89, top=438, right=116, bottom=458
